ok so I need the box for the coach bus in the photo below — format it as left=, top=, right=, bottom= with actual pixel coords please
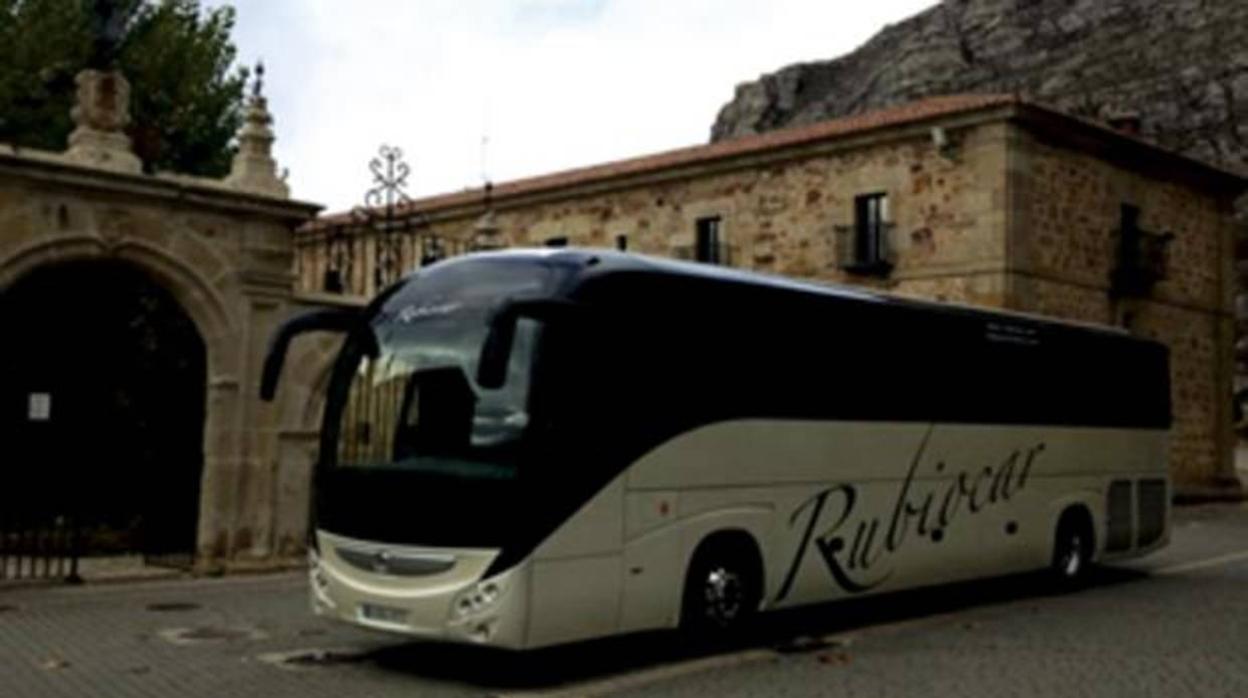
left=260, top=249, right=1171, bottom=649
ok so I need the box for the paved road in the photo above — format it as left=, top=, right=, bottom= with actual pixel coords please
left=2, top=503, right=1247, bottom=698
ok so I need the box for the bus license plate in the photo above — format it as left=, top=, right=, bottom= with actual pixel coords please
left=360, top=603, right=407, bottom=624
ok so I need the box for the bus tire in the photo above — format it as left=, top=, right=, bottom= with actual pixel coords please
left=1050, top=508, right=1094, bottom=588
left=680, top=534, right=762, bottom=636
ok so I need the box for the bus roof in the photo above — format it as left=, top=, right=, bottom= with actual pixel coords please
left=446, top=248, right=1138, bottom=343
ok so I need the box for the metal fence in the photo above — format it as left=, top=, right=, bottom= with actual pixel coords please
left=297, top=226, right=469, bottom=298
left=0, top=514, right=81, bottom=583
left=294, top=145, right=476, bottom=299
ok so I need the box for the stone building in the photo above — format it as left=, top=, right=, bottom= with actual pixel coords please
left=298, top=94, right=1247, bottom=497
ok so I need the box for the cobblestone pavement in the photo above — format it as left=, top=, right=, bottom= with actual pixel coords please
left=2, top=503, right=1247, bottom=698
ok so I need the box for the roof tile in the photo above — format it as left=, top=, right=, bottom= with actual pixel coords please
left=316, top=94, right=1018, bottom=226
left=313, top=92, right=1245, bottom=228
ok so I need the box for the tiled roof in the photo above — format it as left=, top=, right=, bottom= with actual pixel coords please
left=312, top=92, right=1244, bottom=228
left=314, top=94, right=1019, bottom=227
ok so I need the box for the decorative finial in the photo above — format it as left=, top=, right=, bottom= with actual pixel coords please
left=224, top=62, right=289, bottom=197
left=480, top=132, right=491, bottom=188
left=471, top=180, right=504, bottom=251
left=253, top=60, right=265, bottom=99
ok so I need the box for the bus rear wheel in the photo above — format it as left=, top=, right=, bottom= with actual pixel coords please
left=681, top=539, right=761, bottom=635
left=1050, top=510, right=1093, bottom=587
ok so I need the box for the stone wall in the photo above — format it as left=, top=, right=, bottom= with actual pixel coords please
left=1007, top=127, right=1237, bottom=488
left=298, top=120, right=1014, bottom=305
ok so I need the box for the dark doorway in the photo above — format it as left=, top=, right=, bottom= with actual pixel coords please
left=0, top=261, right=206, bottom=568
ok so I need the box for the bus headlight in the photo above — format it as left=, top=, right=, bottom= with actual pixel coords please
left=308, top=550, right=335, bottom=611
left=451, top=579, right=504, bottom=619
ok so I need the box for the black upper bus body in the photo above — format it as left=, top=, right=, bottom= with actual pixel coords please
left=313, top=249, right=1171, bottom=573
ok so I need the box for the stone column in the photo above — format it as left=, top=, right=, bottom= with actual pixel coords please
left=197, top=375, right=244, bottom=568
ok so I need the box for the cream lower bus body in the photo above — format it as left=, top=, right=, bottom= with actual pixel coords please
left=309, top=420, right=1167, bottom=649
left=262, top=250, right=1172, bottom=650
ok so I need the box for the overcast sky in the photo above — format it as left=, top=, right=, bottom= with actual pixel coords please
left=214, top=1, right=934, bottom=211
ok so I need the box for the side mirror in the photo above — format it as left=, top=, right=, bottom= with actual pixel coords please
left=476, top=298, right=582, bottom=389
left=260, top=308, right=366, bottom=401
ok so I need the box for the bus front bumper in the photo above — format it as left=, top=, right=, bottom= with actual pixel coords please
left=308, top=532, right=528, bottom=649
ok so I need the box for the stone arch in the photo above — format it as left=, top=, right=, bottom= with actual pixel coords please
left=0, top=232, right=241, bottom=565
left=269, top=338, right=340, bottom=557
left=0, top=254, right=210, bottom=561
left=302, top=362, right=334, bottom=430
left=278, top=339, right=339, bottom=434
left=0, top=234, right=236, bottom=380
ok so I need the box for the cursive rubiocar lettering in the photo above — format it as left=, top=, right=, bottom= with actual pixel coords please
left=775, top=427, right=1047, bottom=601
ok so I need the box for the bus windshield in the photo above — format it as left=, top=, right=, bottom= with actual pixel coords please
left=331, top=309, right=539, bottom=478
left=317, top=258, right=560, bottom=547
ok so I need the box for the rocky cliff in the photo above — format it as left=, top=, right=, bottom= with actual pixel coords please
left=712, top=0, right=1248, bottom=178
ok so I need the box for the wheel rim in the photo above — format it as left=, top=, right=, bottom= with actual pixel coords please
left=1061, top=533, right=1084, bottom=577
left=702, top=566, right=744, bottom=626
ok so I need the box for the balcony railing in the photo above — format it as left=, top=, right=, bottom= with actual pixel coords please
left=835, top=222, right=896, bottom=276
left=1110, top=224, right=1174, bottom=298
left=672, top=242, right=734, bottom=266
left=296, top=224, right=468, bottom=298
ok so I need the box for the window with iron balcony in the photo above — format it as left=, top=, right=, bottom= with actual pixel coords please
left=1110, top=204, right=1173, bottom=299
left=837, top=193, right=895, bottom=276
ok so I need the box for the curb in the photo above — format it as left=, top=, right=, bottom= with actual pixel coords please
left=1, top=562, right=306, bottom=594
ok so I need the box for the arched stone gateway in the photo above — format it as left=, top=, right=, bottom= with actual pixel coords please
left=0, top=260, right=207, bottom=563
left=0, top=60, right=339, bottom=577
left=0, top=150, right=322, bottom=574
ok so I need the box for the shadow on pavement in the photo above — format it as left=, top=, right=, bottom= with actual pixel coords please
left=352, top=566, right=1148, bottom=691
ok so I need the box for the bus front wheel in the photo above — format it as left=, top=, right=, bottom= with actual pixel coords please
left=1050, top=509, right=1094, bottom=587
left=680, top=536, right=762, bottom=635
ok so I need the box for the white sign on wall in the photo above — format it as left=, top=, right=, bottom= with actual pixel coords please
left=28, top=393, right=51, bottom=422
